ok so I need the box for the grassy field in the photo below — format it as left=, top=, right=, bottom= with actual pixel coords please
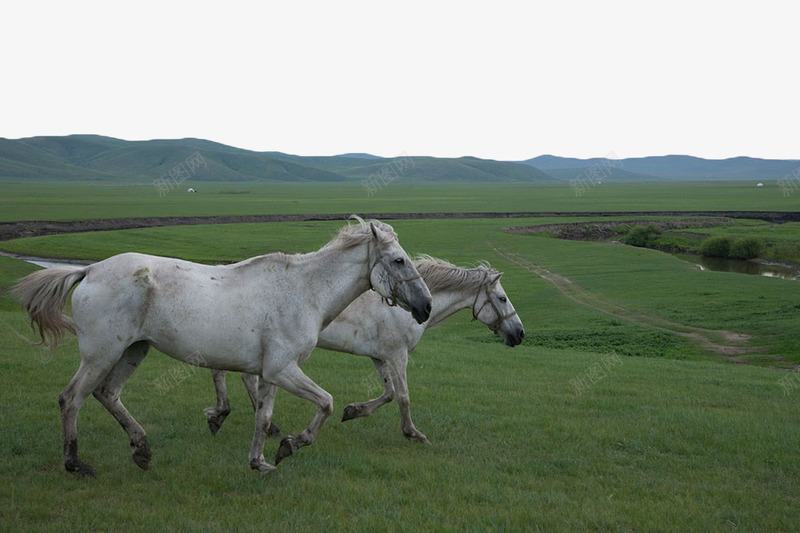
left=0, top=180, right=797, bottom=222
left=3, top=216, right=797, bottom=360
left=1, top=182, right=800, bottom=530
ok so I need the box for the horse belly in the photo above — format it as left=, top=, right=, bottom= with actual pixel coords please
left=148, top=326, right=263, bottom=374
left=142, top=282, right=264, bottom=373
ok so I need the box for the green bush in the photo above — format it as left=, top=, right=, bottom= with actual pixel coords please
left=624, top=224, right=661, bottom=248
left=730, top=237, right=763, bottom=259
left=699, top=236, right=732, bottom=257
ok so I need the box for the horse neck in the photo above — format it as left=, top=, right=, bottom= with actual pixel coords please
left=425, top=283, right=481, bottom=329
left=302, top=242, right=371, bottom=326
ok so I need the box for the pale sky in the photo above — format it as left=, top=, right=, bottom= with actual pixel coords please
left=2, top=1, right=797, bottom=161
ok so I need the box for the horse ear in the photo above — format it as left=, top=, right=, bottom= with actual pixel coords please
left=490, top=272, right=503, bottom=285
left=370, top=222, right=380, bottom=240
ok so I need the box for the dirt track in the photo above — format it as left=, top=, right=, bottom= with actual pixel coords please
left=1, top=210, right=798, bottom=242
left=488, top=244, right=771, bottom=363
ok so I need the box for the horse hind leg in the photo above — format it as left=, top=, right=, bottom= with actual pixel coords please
left=59, top=348, right=129, bottom=478
left=203, top=370, right=231, bottom=435
left=204, top=371, right=283, bottom=437
left=387, top=353, right=429, bottom=443
left=59, top=367, right=100, bottom=478
left=342, top=358, right=395, bottom=422
left=92, top=341, right=151, bottom=470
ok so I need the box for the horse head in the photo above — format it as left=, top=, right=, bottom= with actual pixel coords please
left=472, top=272, right=525, bottom=347
left=367, top=222, right=432, bottom=324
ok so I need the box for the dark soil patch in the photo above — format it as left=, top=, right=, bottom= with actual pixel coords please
left=507, top=217, right=735, bottom=240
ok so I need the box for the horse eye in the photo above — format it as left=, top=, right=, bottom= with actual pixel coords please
left=394, top=258, right=405, bottom=265
left=499, top=296, right=507, bottom=303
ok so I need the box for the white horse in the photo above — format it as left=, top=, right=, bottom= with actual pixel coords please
left=12, top=217, right=432, bottom=477
left=205, top=255, right=525, bottom=443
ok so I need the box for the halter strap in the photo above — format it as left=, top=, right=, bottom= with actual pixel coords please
left=367, top=240, right=422, bottom=307
left=378, top=255, right=422, bottom=307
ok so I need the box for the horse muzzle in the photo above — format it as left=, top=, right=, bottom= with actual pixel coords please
left=503, top=326, right=525, bottom=347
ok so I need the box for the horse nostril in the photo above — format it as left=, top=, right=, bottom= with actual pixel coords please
left=425, top=302, right=432, bottom=314
left=519, top=329, right=525, bottom=339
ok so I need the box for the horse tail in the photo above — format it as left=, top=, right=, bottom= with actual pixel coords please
left=11, top=267, right=87, bottom=349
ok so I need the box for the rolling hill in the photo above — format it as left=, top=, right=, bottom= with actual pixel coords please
left=0, top=135, right=796, bottom=183
left=0, top=135, right=555, bottom=184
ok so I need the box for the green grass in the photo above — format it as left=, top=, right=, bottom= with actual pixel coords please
left=0, top=180, right=797, bottom=222
left=1, top=182, right=800, bottom=530
left=1, top=239, right=800, bottom=530
left=3, top=217, right=798, bottom=361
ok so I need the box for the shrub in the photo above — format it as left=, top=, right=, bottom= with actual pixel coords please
left=730, top=237, right=763, bottom=259
left=699, top=236, right=732, bottom=257
left=624, top=224, right=661, bottom=248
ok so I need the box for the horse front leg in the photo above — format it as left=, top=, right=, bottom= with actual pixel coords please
left=203, top=370, right=231, bottom=435
left=342, top=358, right=395, bottom=421
left=248, top=379, right=279, bottom=476
left=270, top=364, right=334, bottom=465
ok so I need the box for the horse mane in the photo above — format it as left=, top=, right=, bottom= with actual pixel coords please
left=413, top=254, right=497, bottom=292
left=322, top=215, right=398, bottom=250
left=233, top=216, right=398, bottom=270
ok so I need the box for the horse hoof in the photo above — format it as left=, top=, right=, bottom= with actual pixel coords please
left=133, top=451, right=151, bottom=470
left=262, top=466, right=280, bottom=477
left=404, top=431, right=431, bottom=444
left=274, top=436, right=295, bottom=465
left=76, top=465, right=97, bottom=479
left=341, top=404, right=363, bottom=421
left=249, top=457, right=279, bottom=476
left=203, top=408, right=229, bottom=435
left=207, top=417, right=223, bottom=436
left=66, top=460, right=97, bottom=479
left=132, top=442, right=152, bottom=470
left=259, top=462, right=279, bottom=476
left=266, top=422, right=283, bottom=438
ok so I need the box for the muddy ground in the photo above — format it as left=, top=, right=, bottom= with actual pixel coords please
left=506, top=217, right=737, bottom=240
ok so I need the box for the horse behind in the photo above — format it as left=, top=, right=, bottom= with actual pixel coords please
left=206, top=255, right=525, bottom=443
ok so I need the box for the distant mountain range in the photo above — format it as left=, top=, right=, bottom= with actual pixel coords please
left=523, top=155, right=799, bottom=182
left=0, top=135, right=796, bottom=183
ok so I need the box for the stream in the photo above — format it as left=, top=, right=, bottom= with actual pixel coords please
left=672, top=252, right=799, bottom=280
left=0, top=251, right=93, bottom=270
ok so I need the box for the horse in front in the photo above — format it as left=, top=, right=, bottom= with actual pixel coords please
left=12, top=216, right=432, bottom=477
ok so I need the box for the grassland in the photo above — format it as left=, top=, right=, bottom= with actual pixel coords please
left=1, top=182, right=800, bottom=530
left=3, top=216, right=797, bottom=361
left=0, top=180, right=797, bottom=222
